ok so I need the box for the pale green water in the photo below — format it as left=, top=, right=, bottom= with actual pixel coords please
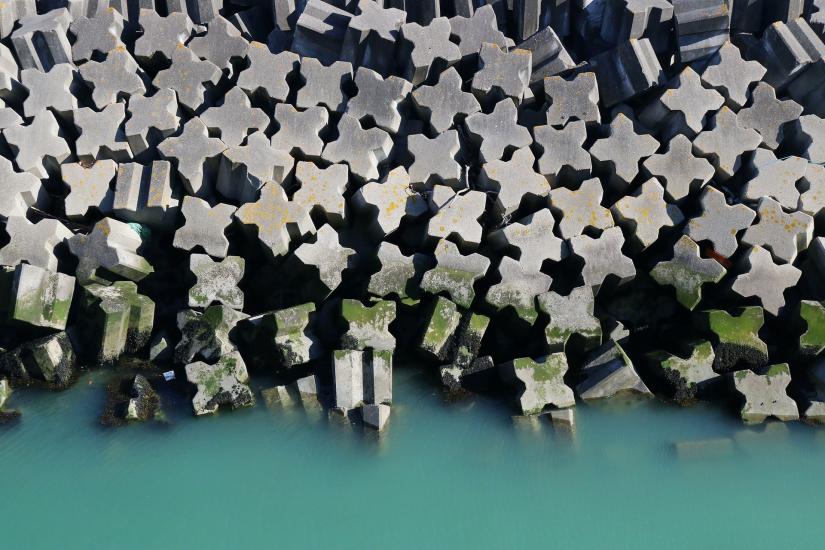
left=2, top=366, right=824, bottom=549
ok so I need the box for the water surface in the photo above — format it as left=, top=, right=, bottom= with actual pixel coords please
left=2, top=366, right=823, bottom=549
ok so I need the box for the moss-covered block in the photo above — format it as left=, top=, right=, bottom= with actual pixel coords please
left=500, top=353, right=575, bottom=415
left=799, top=300, right=825, bottom=357
left=340, top=299, right=396, bottom=351
left=0, top=378, right=9, bottom=408
left=9, top=264, right=74, bottom=330
left=419, top=296, right=461, bottom=361
left=175, top=305, right=248, bottom=364
left=82, top=281, right=155, bottom=365
left=271, top=303, right=321, bottom=367
left=185, top=350, right=254, bottom=416
left=705, top=307, right=768, bottom=373
left=654, top=341, right=718, bottom=403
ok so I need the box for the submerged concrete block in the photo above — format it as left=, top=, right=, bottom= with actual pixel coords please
left=500, top=354, right=575, bottom=415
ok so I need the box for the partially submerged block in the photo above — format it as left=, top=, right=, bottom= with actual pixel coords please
left=332, top=348, right=392, bottom=413
left=340, top=299, right=396, bottom=351
left=651, top=341, right=718, bottom=403
left=80, top=281, right=155, bottom=365
left=733, top=365, right=799, bottom=424
left=185, top=351, right=255, bottom=416
left=499, top=354, right=575, bottom=415
left=8, top=264, right=74, bottom=330
left=174, top=305, right=248, bottom=364
left=705, top=307, right=768, bottom=373
left=0, top=332, right=76, bottom=389
left=576, top=340, right=651, bottom=401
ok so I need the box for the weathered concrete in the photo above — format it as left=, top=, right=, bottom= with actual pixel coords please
left=650, top=235, right=726, bottom=310
left=733, top=365, right=799, bottom=424
left=500, top=354, right=575, bottom=415
left=186, top=351, right=255, bottom=416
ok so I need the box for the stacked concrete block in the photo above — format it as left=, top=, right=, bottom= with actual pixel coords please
left=517, top=25, right=575, bottom=83
left=341, top=0, right=406, bottom=74
left=7, top=264, right=74, bottom=330
left=0, top=332, right=76, bottom=389
left=285, top=224, right=355, bottom=299
left=0, top=158, right=48, bottom=221
left=2, top=0, right=825, bottom=431
left=68, top=7, right=124, bottom=63
left=186, top=351, right=255, bottom=415
left=291, top=0, right=353, bottom=65
left=685, top=186, right=755, bottom=258
left=650, top=235, right=725, bottom=310
left=219, top=131, right=293, bottom=203
left=538, top=286, right=601, bottom=352
left=472, top=43, right=532, bottom=103
left=485, top=256, right=552, bottom=323
left=672, top=0, right=730, bottom=62
left=113, top=161, right=177, bottom=229
left=173, top=196, right=235, bottom=258
left=11, top=9, right=73, bottom=72
left=0, top=216, right=72, bottom=272
left=499, top=354, right=575, bottom=415
left=421, top=239, right=489, bottom=308
left=234, top=182, right=314, bottom=260
left=5, top=110, right=73, bottom=179
left=79, top=281, right=155, bottom=365
left=590, top=38, right=663, bottom=107
left=188, top=15, right=249, bottom=76
left=487, top=209, right=567, bottom=274
left=700, top=41, right=766, bottom=110
left=174, top=305, right=248, bottom=364
left=589, top=113, right=659, bottom=191
left=638, top=67, right=724, bottom=139
left=398, top=17, right=460, bottom=85
left=158, top=117, right=227, bottom=197
left=693, top=107, right=762, bottom=181
left=704, top=307, right=768, bottom=373
left=650, top=341, right=718, bottom=403
left=411, top=66, right=480, bottom=134
left=731, top=246, right=801, bottom=316
left=533, top=120, right=591, bottom=185
left=188, top=254, right=245, bottom=310
left=67, top=218, right=154, bottom=285
left=346, top=67, right=411, bottom=134
left=322, top=113, right=391, bottom=181
left=733, top=365, right=799, bottom=424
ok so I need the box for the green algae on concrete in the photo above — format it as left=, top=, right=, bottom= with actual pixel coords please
left=705, top=307, right=768, bottom=373
left=649, top=235, right=725, bottom=310
left=0, top=332, right=77, bottom=389
left=537, top=287, right=601, bottom=352
left=270, top=303, right=320, bottom=368
left=9, top=263, right=75, bottom=330
left=733, top=364, right=799, bottom=424
left=500, top=353, right=575, bottom=415
left=82, top=281, right=155, bottom=365
left=185, top=350, right=255, bottom=416
left=652, top=341, right=718, bottom=403
left=175, top=305, right=248, bottom=364
left=419, top=296, right=461, bottom=361
left=799, top=300, right=825, bottom=357
left=340, top=299, right=396, bottom=351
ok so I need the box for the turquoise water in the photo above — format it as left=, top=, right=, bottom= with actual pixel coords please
left=2, top=365, right=824, bottom=549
